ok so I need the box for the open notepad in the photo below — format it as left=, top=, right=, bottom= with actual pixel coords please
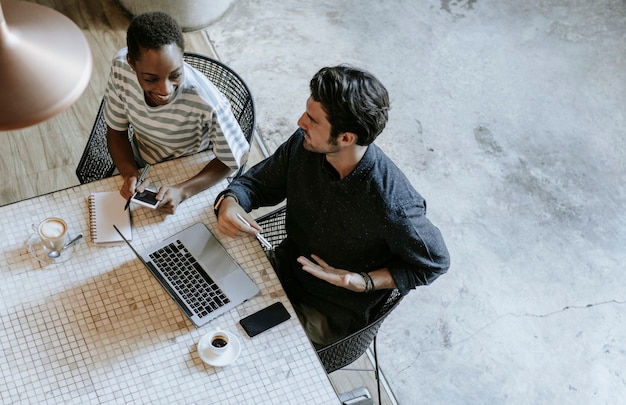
left=88, top=192, right=132, bottom=243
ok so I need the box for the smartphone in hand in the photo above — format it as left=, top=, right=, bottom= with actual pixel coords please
left=240, top=302, right=291, bottom=337
left=131, top=189, right=160, bottom=209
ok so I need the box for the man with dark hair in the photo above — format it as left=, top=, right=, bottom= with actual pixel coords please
left=104, top=12, right=248, bottom=214
left=215, top=65, right=450, bottom=346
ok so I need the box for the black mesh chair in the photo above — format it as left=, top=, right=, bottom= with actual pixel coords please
left=255, top=205, right=403, bottom=404
left=75, top=52, right=255, bottom=184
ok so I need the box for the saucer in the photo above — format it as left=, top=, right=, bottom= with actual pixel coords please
left=26, top=232, right=78, bottom=265
left=198, top=332, right=241, bottom=367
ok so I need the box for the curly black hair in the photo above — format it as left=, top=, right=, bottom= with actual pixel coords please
left=310, top=65, right=390, bottom=146
left=126, top=12, right=185, bottom=62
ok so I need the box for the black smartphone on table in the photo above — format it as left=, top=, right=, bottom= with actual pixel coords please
left=239, top=302, right=291, bottom=337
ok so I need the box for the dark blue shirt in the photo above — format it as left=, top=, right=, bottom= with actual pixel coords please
left=221, top=129, right=450, bottom=336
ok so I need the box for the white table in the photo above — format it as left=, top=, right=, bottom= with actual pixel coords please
left=0, top=152, right=339, bottom=404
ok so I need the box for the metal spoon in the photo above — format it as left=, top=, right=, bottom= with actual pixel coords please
left=47, top=234, right=83, bottom=258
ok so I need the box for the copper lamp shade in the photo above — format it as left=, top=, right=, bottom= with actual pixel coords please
left=0, top=0, right=92, bottom=130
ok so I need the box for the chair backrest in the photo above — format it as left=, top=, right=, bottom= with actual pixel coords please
left=254, top=205, right=403, bottom=373
left=254, top=205, right=288, bottom=249
left=183, top=52, right=255, bottom=149
left=316, top=289, right=402, bottom=373
left=74, top=99, right=117, bottom=184
left=75, top=53, right=255, bottom=184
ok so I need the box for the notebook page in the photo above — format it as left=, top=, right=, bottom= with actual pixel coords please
left=88, top=192, right=132, bottom=243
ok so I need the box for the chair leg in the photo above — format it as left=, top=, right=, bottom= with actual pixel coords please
left=373, top=336, right=382, bottom=405
left=331, top=337, right=389, bottom=403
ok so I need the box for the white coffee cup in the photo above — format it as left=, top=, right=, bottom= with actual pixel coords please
left=37, top=217, right=68, bottom=252
left=206, top=330, right=230, bottom=355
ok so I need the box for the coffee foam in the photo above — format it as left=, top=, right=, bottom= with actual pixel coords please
left=40, top=218, right=66, bottom=238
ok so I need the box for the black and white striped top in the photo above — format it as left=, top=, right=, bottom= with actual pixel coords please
left=103, top=48, right=248, bottom=172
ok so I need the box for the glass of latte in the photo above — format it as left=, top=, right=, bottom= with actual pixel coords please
left=37, top=217, right=68, bottom=253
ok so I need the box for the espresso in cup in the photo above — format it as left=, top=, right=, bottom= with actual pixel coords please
left=210, top=332, right=230, bottom=354
left=38, top=217, right=68, bottom=252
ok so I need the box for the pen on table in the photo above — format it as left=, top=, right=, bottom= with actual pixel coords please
left=236, top=213, right=273, bottom=250
left=124, top=163, right=151, bottom=211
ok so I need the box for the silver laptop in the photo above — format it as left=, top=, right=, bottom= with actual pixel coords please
left=114, top=222, right=259, bottom=327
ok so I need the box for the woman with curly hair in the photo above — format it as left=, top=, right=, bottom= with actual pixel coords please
left=104, top=12, right=248, bottom=214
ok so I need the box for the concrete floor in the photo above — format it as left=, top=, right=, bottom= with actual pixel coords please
left=204, top=1, right=626, bottom=404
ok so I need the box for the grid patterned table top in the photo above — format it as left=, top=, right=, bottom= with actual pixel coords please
left=0, top=153, right=339, bottom=405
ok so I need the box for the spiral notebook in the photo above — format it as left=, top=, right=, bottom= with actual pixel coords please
left=88, top=191, right=132, bottom=243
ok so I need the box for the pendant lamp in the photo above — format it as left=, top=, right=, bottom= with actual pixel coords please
left=0, top=0, right=92, bottom=130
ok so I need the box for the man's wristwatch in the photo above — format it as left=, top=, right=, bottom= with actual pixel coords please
left=214, top=192, right=239, bottom=217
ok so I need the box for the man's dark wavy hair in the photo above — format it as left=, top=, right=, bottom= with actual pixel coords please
left=126, top=12, right=185, bottom=62
left=309, top=65, right=390, bottom=145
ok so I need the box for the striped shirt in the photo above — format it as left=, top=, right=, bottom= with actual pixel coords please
left=103, top=48, right=249, bottom=172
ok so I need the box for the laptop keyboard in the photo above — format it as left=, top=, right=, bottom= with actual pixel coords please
left=149, top=240, right=230, bottom=318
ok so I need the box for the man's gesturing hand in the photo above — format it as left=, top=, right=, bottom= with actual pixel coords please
left=297, top=254, right=367, bottom=292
